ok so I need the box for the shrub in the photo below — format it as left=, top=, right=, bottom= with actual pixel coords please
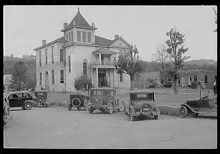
left=74, top=74, right=92, bottom=92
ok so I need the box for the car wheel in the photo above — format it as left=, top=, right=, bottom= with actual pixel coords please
left=180, top=106, right=188, bottom=118
left=88, top=108, right=93, bottom=114
left=24, top=102, right=32, bottom=110
left=154, top=115, right=159, bottom=120
left=119, top=102, right=125, bottom=112
left=107, top=102, right=114, bottom=114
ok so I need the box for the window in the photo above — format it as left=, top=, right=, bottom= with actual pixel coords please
left=40, top=73, right=42, bottom=86
left=194, top=76, right=197, bottom=82
left=94, top=91, right=103, bottom=95
left=51, top=46, right=54, bottom=63
left=67, top=33, right=68, bottom=43
left=71, top=31, right=73, bottom=43
left=60, top=70, right=64, bottom=83
left=189, top=76, right=192, bottom=81
left=60, top=49, right=64, bottom=62
left=45, top=49, right=47, bottom=64
left=77, top=31, right=81, bottom=42
left=87, top=32, right=91, bottom=42
left=69, top=56, right=71, bottom=73
left=205, top=75, right=208, bottom=83
left=120, top=74, right=123, bottom=82
left=82, top=31, right=86, bottom=42
left=39, top=51, right=42, bottom=66
left=52, top=70, right=55, bottom=84
left=83, top=59, right=87, bottom=75
left=69, top=32, right=71, bottom=43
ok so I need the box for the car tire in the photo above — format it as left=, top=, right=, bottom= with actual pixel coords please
left=89, top=108, right=93, bottom=114
left=180, top=106, right=188, bottom=118
left=24, top=102, right=32, bottom=110
left=71, top=98, right=81, bottom=108
left=154, top=115, right=159, bottom=120
left=107, top=102, right=114, bottom=114
left=119, top=102, right=125, bottom=112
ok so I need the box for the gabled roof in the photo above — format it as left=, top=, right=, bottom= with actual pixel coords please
left=95, top=35, right=114, bottom=46
left=34, top=37, right=66, bottom=51
left=61, top=10, right=97, bottom=32
left=109, top=36, right=131, bottom=48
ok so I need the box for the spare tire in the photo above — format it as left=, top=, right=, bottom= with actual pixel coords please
left=71, top=98, right=81, bottom=107
left=141, top=103, right=153, bottom=116
left=37, top=97, right=45, bottom=105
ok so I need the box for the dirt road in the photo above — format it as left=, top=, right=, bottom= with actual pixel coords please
left=4, top=107, right=217, bottom=149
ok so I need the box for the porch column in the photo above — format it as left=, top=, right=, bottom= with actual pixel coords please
left=99, top=53, right=101, bottom=64
left=96, top=68, right=98, bottom=87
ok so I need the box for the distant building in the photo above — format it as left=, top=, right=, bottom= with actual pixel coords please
left=4, top=74, right=12, bottom=92
left=134, top=68, right=217, bottom=89
left=34, top=9, right=131, bottom=92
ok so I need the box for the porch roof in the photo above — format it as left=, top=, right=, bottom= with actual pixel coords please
left=92, top=48, right=117, bottom=55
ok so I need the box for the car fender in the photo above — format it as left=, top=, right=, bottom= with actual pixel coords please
left=24, top=100, right=38, bottom=106
left=180, top=104, right=196, bottom=114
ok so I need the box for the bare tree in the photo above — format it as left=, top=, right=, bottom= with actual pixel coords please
left=165, top=27, right=190, bottom=94
left=152, top=44, right=169, bottom=70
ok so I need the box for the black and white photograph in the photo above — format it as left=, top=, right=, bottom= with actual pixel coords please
left=3, top=5, right=217, bottom=149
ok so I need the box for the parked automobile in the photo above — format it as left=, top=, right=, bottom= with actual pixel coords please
left=68, top=94, right=90, bottom=111
left=3, top=93, right=11, bottom=125
left=87, top=88, right=124, bottom=114
left=180, top=94, right=217, bottom=118
left=35, top=90, right=48, bottom=107
left=6, top=91, right=38, bottom=110
left=124, top=91, right=160, bottom=121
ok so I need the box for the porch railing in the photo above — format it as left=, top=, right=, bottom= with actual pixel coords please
left=91, top=60, right=116, bottom=66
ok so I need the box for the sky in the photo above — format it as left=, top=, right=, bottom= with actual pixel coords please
left=4, top=5, right=217, bottom=61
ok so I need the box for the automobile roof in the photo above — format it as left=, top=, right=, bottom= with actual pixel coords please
left=7, top=91, right=31, bottom=95
left=129, top=90, right=154, bottom=94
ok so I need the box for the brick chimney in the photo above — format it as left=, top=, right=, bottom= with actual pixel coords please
left=64, top=23, right=68, bottom=29
left=115, top=35, right=119, bottom=39
left=42, top=40, right=46, bottom=46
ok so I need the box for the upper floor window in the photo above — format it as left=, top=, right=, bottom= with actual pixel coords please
left=82, top=31, right=86, bottom=42
left=60, top=70, right=64, bottom=83
left=205, top=75, right=208, bottom=83
left=87, top=32, right=91, bottom=43
left=71, top=31, right=73, bottom=43
left=77, top=31, right=81, bottom=42
left=45, top=49, right=48, bottom=64
left=60, top=49, right=64, bottom=62
left=194, top=76, right=197, bottom=82
left=67, top=33, right=68, bottom=44
left=51, top=46, right=54, bottom=63
left=52, top=70, right=55, bottom=84
left=69, top=56, right=71, bottom=73
left=40, top=73, right=42, bottom=86
left=39, top=51, right=42, bottom=66
left=83, top=59, right=87, bottom=75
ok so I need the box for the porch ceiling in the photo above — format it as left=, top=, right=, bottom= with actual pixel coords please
left=92, top=48, right=117, bottom=55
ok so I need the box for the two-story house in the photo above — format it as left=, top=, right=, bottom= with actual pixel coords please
left=34, top=9, right=131, bottom=92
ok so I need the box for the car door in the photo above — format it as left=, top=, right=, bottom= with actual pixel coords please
left=8, top=94, right=20, bottom=107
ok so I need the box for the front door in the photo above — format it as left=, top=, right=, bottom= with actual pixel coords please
left=8, top=94, right=22, bottom=107
left=98, top=72, right=106, bottom=87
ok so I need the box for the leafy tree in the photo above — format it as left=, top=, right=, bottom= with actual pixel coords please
left=152, top=44, right=169, bottom=70
left=165, top=27, right=190, bottom=94
left=115, top=45, right=144, bottom=90
left=9, top=61, right=28, bottom=91
left=74, top=74, right=92, bottom=93
left=213, top=7, right=217, bottom=32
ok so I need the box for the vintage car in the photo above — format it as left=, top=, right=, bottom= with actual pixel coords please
left=124, top=91, right=160, bottom=121
left=87, top=88, right=124, bottom=114
left=35, top=90, right=48, bottom=107
left=6, top=91, right=38, bottom=110
left=180, top=94, right=217, bottom=118
left=68, top=94, right=90, bottom=111
left=3, top=93, right=11, bottom=125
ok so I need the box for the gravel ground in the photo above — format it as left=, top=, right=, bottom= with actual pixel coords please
left=4, top=107, right=217, bottom=149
